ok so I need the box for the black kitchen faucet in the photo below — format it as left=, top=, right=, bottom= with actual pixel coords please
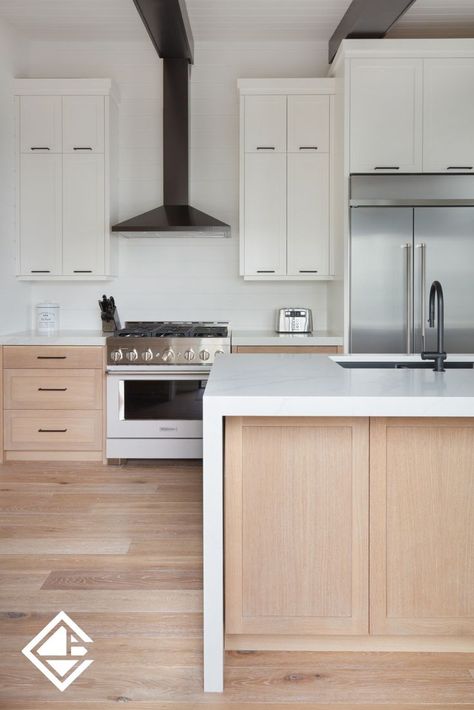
left=421, top=281, right=447, bottom=372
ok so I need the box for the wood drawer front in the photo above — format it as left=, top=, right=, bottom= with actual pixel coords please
left=233, top=345, right=340, bottom=354
left=4, top=410, right=102, bottom=451
left=3, top=346, right=103, bottom=369
left=4, top=369, right=102, bottom=410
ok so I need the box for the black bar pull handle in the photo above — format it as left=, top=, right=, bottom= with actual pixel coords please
left=374, top=166, right=400, bottom=170
left=38, top=387, right=67, bottom=392
left=73, top=147, right=93, bottom=151
left=38, top=428, right=68, bottom=433
left=256, top=146, right=276, bottom=150
left=30, top=270, right=51, bottom=273
left=447, top=166, right=473, bottom=170
left=37, top=356, right=67, bottom=360
left=299, top=270, right=318, bottom=273
left=73, top=270, right=93, bottom=273
left=299, top=146, right=318, bottom=150
left=31, top=146, right=50, bottom=151
left=256, top=270, right=276, bottom=273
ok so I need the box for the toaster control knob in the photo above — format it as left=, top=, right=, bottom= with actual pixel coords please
left=162, top=349, right=174, bottom=363
left=184, top=349, right=195, bottom=361
left=110, top=349, right=123, bottom=362
left=126, top=349, right=138, bottom=362
left=199, top=349, right=210, bottom=361
left=142, top=348, right=153, bottom=362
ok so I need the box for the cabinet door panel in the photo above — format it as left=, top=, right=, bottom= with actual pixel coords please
left=287, top=153, right=329, bottom=276
left=225, top=417, right=369, bottom=635
left=350, top=59, right=422, bottom=173
left=63, top=154, right=105, bottom=275
left=19, top=154, right=62, bottom=276
left=20, top=96, right=62, bottom=154
left=243, top=153, right=286, bottom=276
left=370, top=418, right=474, bottom=635
left=244, top=95, right=286, bottom=152
left=423, top=59, right=474, bottom=172
left=288, top=94, right=329, bottom=153
left=63, top=96, right=105, bottom=153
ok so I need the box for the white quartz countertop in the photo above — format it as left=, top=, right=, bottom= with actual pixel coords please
left=231, top=329, right=343, bottom=346
left=0, top=330, right=107, bottom=346
left=204, top=353, right=474, bottom=417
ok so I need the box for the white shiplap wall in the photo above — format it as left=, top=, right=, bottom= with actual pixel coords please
left=0, top=18, right=30, bottom=333
left=23, top=38, right=333, bottom=331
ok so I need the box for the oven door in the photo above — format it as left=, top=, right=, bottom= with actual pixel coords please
left=107, top=370, right=208, bottom=439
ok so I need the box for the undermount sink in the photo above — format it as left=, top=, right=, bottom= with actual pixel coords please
left=337, top=361, right=474, bottom=370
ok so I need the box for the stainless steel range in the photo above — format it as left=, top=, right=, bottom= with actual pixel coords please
left=106, top=321, right=230, bottom=460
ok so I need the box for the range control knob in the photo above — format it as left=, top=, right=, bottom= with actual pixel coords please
left=199, top=349, right=210, bottom=362
left=161, top=349, right=174, bottom=363
left=184, top=349, right=195, bottom=361
left=141, top=348, right=153, bottom=362
left=110, top=349, right=123, bottom=362
left=215, top=349, right=225, bottom=357
left=126, top=349, right=138, bottom=362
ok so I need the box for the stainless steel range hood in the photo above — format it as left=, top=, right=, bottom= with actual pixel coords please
left=112, top=1, right=230, bottom=238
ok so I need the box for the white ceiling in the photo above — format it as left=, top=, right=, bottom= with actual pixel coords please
left=0, top=0, right=473, bottom=43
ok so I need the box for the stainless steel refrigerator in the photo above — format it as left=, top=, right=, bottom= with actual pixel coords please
left=350, top=174, right=474, bottom=354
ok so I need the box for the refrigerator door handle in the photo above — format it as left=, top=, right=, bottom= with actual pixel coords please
left=402, top=243, right=413, bottom=353
left=416, top=242, right=427, bottom=351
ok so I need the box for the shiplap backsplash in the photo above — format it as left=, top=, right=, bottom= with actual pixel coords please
left=22, top=38, right=336, bottom=331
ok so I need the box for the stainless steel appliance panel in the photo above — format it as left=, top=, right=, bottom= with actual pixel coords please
left=350, top=207, right=413, bottom=353
left=414, top=208, right=474, bottom=353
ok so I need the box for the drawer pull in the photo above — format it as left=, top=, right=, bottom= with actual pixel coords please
left=256, top=146, right=275, bottom=150
left=38, top=387, right=67, bottom=392
left=31, top=146, right=50, bottom=151
left=31, top=270, right=51, bottom=273
left=37, top=356, right=67, bottom=360
left=299, top=146, right=318, bottom=150
left=73, top=146, right=93, bottom=151
left=257, top=270, right=275, bottom=273
left=73, top=270, right=92, bottom=273
left=38, top=428, right=68, bottom=433
left=447, top=166, right=473, bottom=170
left=299, top=269, right=318, bottom=273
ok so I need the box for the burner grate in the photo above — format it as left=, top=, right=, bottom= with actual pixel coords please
left=116, top=321, right=228, bottom=338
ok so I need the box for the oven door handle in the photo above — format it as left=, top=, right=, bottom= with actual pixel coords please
left=107, top=368, right=211, bottom=377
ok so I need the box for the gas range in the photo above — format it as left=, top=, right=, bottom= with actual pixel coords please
left=107, top=321, right=230, bottom=367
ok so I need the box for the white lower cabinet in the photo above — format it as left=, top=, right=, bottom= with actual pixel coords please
left=63, top=155, right=105, bottom=276
left=287, top=153, right=329, bottom=277
left=243, top=153, right=287, bottom=276
left=19, top=154, right=62, bottom=276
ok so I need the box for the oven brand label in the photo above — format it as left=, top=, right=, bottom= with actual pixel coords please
left=159, top=426, right=178, bottom=431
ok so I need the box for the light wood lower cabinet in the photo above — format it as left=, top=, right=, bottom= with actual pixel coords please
left=4, top=410, right=102, bottom=451
left=4, top=369, right=102, bottom=410
left=232, top=345, right=342, bottom=354
left=370, top=418, right=474, bottom=636
left=225, top=416, right=474, bottom=645
left=225, top=417, right=369, bottom=635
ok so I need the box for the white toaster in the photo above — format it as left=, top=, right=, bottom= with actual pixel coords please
left=276, top=307, right=313, bottom=334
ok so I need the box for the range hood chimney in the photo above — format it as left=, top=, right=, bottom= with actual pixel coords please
left=112, top=0, right=230, bottom=237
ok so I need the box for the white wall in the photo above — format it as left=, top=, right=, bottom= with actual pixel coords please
left=22, top=38, right=334, bottom=332
left=0, top=18, right=30, bottom=333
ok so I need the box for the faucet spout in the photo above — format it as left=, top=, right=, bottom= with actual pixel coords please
left=421, top=280, right=447, bottom=372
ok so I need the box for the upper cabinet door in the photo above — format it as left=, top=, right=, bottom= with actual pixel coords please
left=243, top=153, right=287, bottom=276
left=244, top=95, right=287, bottom=152
left=20, top=96, right=62, bottom=153
left=287, top=153, right=330, bottom=277
left=62, top=154, right=105, bottom=275
left=423, top=59, right=474, bottom=173
left=19, top=154, right=62, bottom=275
left=63, top=96, right=105, bottom=153
left=350, top=58, right=423, bottom=173
left=287, top=95, right=330, bottom=153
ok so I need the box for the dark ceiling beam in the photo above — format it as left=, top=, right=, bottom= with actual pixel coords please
left=132, top=0, right=194, bottom=64
left=329, top=0, right=417, bottom=63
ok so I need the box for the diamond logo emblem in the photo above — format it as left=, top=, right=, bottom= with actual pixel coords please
left=22, top=611, right=94, bottom=691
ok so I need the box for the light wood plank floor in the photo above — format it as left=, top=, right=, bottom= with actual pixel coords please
left=1, top=460, right=473, bottom=709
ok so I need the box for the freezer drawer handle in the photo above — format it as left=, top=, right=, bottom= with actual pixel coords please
left=38, top=428, right=68, bottom=433
left=374, top=166, right=400, bottom=170
left=38, top=387, right=68, bottom=392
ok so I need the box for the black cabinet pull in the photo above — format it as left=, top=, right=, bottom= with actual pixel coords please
left=374, top=166, right=400, bottom=170
left=447, top=166, right=473, bottom=170
left=256, top=146, right=275, bottom=150
left=299, top=270, right=318, bottom=273
left=38, top=387, right=67, bottom=392
left=38, top=428, right=68, bottom=433
left=31, top=147, right=50, bottom=151
left=73, top=147, right=93, bottom=151
left=256, top=270, right=275, bottom=273
left=37, top=356, right=67, bottom=360
left=299, top=146, right=318, bottom=150
left=73, top=270, right=93, bottom=273
left=30, top=270, right=51, bottom=273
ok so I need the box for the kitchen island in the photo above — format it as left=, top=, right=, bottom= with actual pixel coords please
left=203, top=353, right=474, bottom=691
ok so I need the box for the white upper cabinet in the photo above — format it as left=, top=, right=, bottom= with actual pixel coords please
left=63, top=96, right=105, bottom=153
left=19, top=154, right=62, bottom=275
left=287, top=153, right=329, bottom=277
left=423, top=58, right=474, bottom=173
left=244, top=95, right=287, bottom=152
left=20, top=96, right=62, bottom=153
left=243, top=153, right=287, bottom=276
left=287, top=95, right=330, bottom=153
left=350, top=58, right=423, bottom=173
left=63, top=155, right=105, bottom=275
